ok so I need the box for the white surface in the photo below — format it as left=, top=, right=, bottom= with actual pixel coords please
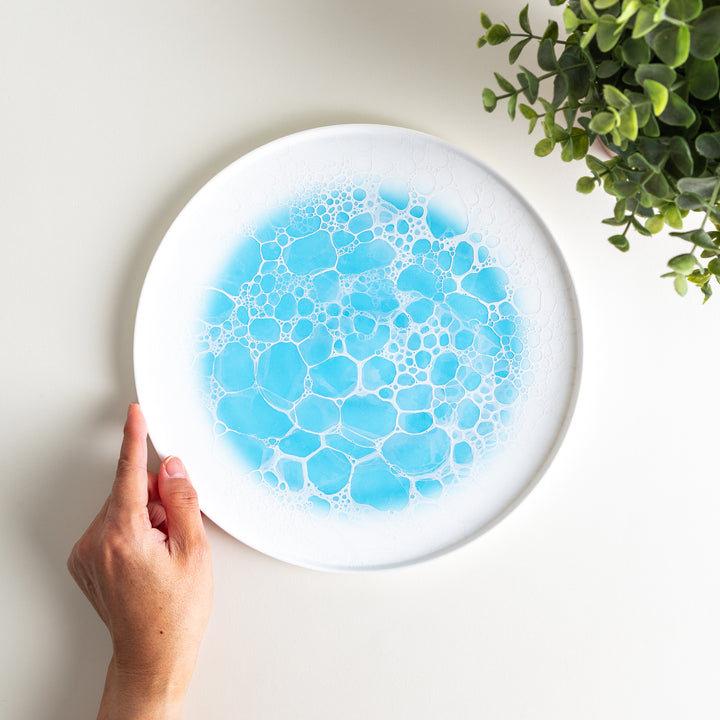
left=2, top=0, right=719, bottom=717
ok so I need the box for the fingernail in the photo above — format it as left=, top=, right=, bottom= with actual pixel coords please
left=164, top=456, right=186, bottom=478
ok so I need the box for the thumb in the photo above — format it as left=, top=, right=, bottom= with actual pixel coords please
left=158, top=456, right=205, bottom=553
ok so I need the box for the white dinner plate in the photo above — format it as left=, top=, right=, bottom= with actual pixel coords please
left=134, top=124, right=582, bottom=571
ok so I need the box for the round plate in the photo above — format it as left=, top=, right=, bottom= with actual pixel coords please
left=134, top=124, right=581, bottom=571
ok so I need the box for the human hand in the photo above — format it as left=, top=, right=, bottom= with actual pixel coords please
left=68, top=403, right=213, bottom=720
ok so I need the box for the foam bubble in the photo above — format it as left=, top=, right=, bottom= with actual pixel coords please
left=195, top=173, right=534, bottom=516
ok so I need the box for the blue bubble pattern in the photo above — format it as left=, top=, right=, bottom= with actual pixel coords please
left=194, top=174, right=531, bottom=515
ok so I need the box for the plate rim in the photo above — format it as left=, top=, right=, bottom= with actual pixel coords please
left=133, top=123, right=584, bottom=572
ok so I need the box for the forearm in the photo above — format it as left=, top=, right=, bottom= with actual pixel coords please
left=97, top=658, right=192, bottom=720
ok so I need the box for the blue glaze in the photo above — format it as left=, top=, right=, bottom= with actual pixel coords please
left=310, top=356, right=358, bottom=397
left=279, top=429, right=321, bottom=457
left=336, top=239, right=395, bottom=274
left=383, top=428, right=451, bottom=475
left=216, top=239, right=262, bottom=293
left=362, top=356, right=396, bottom=390
left=341, top=394, right=397, bottom=441
left=197, top=173, right=531, bottom=515
left=396, top=384, right=433, bottom=410
left=256, top=343, right=306, bottom=406
left=214, top=343, right=254, bottom=391
left=284, top=230, right=337, bottom=274
left=295, top=395, right=339, bottom=433
left=397, top=265, right=437, bottom=298
left=217, top=389, right=292, bottom=438
left=307, top=448, right=352, bottom=494
left=379, top=178, right=410, bottom=210
left=203, top=290, right=234, bottom=323
left=299, top=326, right=333, bottom=366
left=407, top=298, right=434, bottom=323
left=461, top=268, right=509, bottom=303
left=430, top=352, right=459, bottom=385
left=249, top=318, right=280, bottom=342
left=351, top=457, right=410, bottom=511
left=399, top=412, right=433, bottom=434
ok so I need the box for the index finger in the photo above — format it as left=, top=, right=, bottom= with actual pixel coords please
left=110, top=403, right=149, bottom=512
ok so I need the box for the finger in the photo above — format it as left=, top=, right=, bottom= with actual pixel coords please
left=110, top=403, right=149, bottom=513
left=147, top=500, right=168, bottom=535
left=157, top=456, right=206, bottom=554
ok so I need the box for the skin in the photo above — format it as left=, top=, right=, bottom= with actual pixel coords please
left=67, top=403, right=213, bottom=720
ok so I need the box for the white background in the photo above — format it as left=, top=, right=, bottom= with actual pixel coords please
left=2, top=1, right=719, bottom=718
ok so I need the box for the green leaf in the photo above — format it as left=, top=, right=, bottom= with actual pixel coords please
left=644, top=171, right=670, bottom=198
left=668, top=253, right=697, bottom=273
left=542, top=20, right=560, bottom=42
left=617, top=105, right=638, bottom=140
left=670, top=227, right=719, bottom=250
left=632, top=7, right=659, bottom=38
left=477, top=37, right=488, bottom=49
left=664, top=204, right=684, bottom=228
left=614, top=180, right=640, bottom=198
left=650, top=24, right=691, bottom=67
left=519, top=103, right=537, bottom=120
left=688, top=269, right=712, bottom=285
left=690, top=7, right=720, bottom=59
left=537, top=38, right=557, bottom=71
left=609, top=234, right=630, bottom=251
left=597, top=60, right=621, bottom=78
left=587, top=154, right=609, bottom=174
left=597, top=15, right=624, bottom=52
left=517, top=65, right=540, bottom=103
left=667, top=0, right=702, bottom=22
left=534, top=138, right=554, bottom=157
left=482, top=88, right=497, bottom=111
left=507, top=93, right=517, bottom=120
left=589, top=111, right=617, bottom=134
left=668, top=137, right=694, bottom=176
left=519, top=4, right=532, bottom=34
left=494, top=72, right=516, bottom=94
left=702, top=282, right=713, bottom=302
left=674, top=273, right=689, bottom=296
left=580, top=24, right=598, bottom=49
left=643, top=79, right=669, bottom=115
left=635, top=63, right=677, bottom=87
left=614, top=198, right=627, bottom=222
left=552, top=72, right=570, bottom=107
left=708, top=257, right=720, bottom=275
left=580, top=0, right=599, bottom=22
left=603, top=84, right=631, bottom=108
left=696, top=132, right=720, bottom=159
left=596, top=0, right=619, bottom=8
left=572, top=128, right=590, bottom=159
left=563, top=7, right=580, bottom=31
left=621, top=37, right=652, bottom=66
left=630, top=215, right=653, bottom=235
left=480, top=11, right=492, bottom=29
left=559, top=45, right=593, bottom=99
left=676, top=192, right=706, bottom=210
left=677, top=177, right=720, bottom=199
left=509, top=37, right=532, bottom=64
left=646, top=214, right=665, bottom=233
left=691, top=230, right=719, bottom=251
left=687, top=57, right=720, bottom=99
left=576, top=176, right=596, bottom=193
left=487, top=24, right=511, bottom=45
left=659, top=92, right=696, bottom=127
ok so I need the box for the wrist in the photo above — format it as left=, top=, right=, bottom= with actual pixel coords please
left=97, top=656, right=192, bottom=720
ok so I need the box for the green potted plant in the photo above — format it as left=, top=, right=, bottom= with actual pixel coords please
left=478, top=0, right=720, bottom=300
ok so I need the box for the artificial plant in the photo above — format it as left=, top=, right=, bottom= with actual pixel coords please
left=478, top=0, right=720, bottom=300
